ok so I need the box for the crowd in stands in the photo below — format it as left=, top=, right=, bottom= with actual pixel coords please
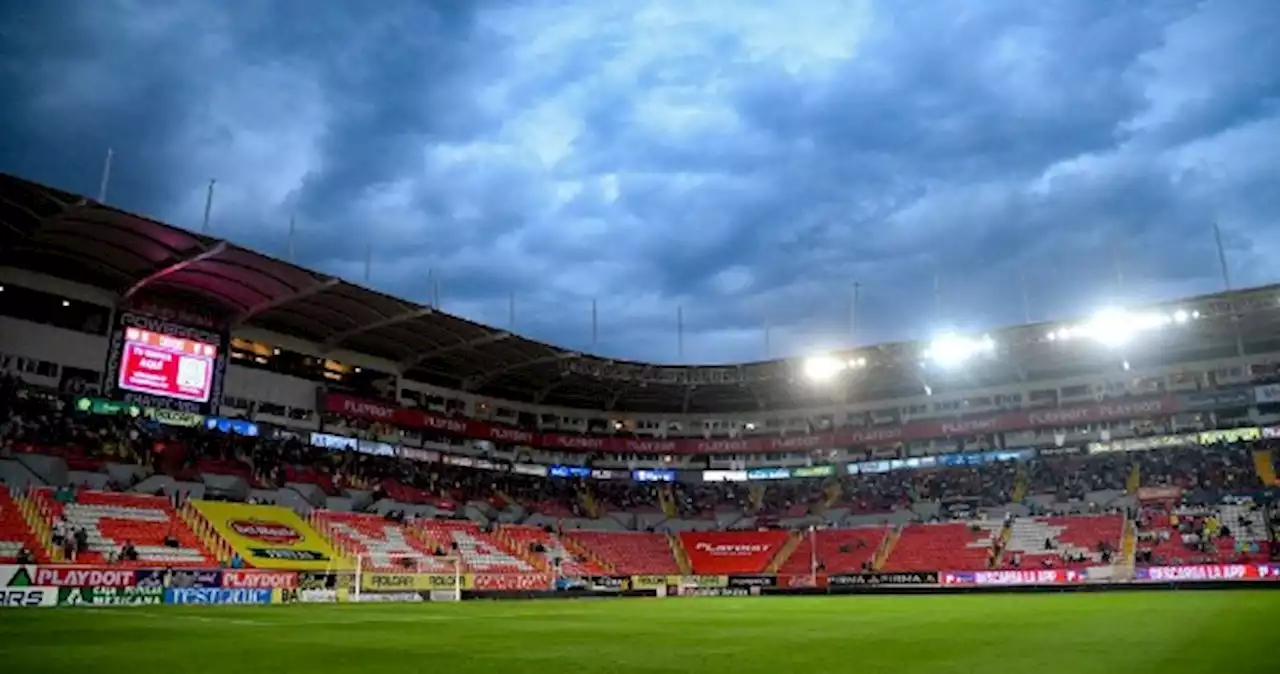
left=0, top=374, right=1276, bottom=563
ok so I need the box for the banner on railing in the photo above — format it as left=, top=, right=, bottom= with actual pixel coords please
left=1136, top=487, right=1183, bottom=502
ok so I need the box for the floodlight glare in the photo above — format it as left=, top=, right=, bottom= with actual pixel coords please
left=924, top=333, right=996, bottom=368
left=802, top=356, right=846, bottom=382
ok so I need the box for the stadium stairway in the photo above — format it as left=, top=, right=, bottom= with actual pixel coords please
left=562, top=533, right=614, bottom=573
left=658, top=486, right=678, bottom=518
left=179, top=502, right=233, bottom=565
left=748, top=486, right=766, bottom=513
left=1253, top=450, right=1278, bottom=486
left=821, top=482, right=842, bottom=512
left=872, top=526, right=901, bottom=571
left=1, top=489, right=47, bottom=562
left=494, top=526, right=553, bottom=572
left=1119, top=518, right=1137, bottom=571
left=1011, top=465, right=1030, bottom=503
left=14, top=489, right=54, bottom=560
left=668, top=532, right=693, bottom=575
left=578, top=486, right=604, bottom=518
left=1127, top=463, right=1141, bottom=493
left=992, top=522, right=1013, bottom=567
left=766, top=530, right=804, bottom=572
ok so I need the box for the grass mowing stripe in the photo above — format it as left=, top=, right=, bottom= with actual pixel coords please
left=1, top=591, right=1274, bottom=673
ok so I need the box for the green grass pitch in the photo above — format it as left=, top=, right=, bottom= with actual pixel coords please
left=1, top=591, right=1275, bottom=673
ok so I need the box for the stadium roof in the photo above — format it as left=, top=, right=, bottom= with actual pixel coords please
left=4, top=172, right=1280, bottom=415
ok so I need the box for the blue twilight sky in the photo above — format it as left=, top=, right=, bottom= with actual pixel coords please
left=2, top=0, right=1279, bottom=365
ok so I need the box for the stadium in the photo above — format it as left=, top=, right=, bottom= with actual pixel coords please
left=0, top=169, right=1277, bottom=671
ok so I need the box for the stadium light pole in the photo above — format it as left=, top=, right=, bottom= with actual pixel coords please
left=933, top=272, right=942, bottom=323
left=287, top=216, right=297, bottom=262
left=677, top=305, right=684, bottom=361
left=97, top=148, right=113, bottom=203
left=764, top=316, right=771, bottom=359
left=1212, top=221, right=1232, bottom=290
left=591, top=298, right=598, bottom=348
left=850, top=281, right=860, bottom=344
left=363, top=242, right=372, bottom=283
left=427, top=268, right=436, bottom=308
left=509, top=291, right=516, bottom=330
left=1212, top=221, right=1244, bottom=356
left=200, top=179, right=216, bottom=234
left=1020, top=269, right=1031, bottom=324
left=1110, top=235, right=1124, bottom=293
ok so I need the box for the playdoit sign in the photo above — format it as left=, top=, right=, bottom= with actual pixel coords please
left=0, top=566, right=57, bottom=608
left=59, top=587, right=164, bottom=607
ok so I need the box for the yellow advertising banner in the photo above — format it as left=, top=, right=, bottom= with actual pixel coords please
left=360, top=572, right=473, bottom=591
left=629, top=575, right=671, bottom=590
left=191, top=501, right=346, bottom=571
left=667, top=575, right=729, bottom=588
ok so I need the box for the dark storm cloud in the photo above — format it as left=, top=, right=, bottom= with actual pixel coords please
left=2, top=0, right=1279, bottom=365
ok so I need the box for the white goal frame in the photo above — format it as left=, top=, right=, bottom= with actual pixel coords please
left=353, top=554, right=464, bottom=603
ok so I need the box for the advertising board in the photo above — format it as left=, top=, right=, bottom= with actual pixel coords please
left=59, top=587, right=164, bottom=606
left=827, top=572, right=939, bottom=586
left=164, top=588, right=273, bottom=605
left=940, top=569, right=1086, bottom=586
left=1135, top=564, right=1280, bottom=582
left=360, top=573, right=471, bottom=592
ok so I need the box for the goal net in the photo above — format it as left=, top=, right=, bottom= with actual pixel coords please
left=353, top=553, right=463, bottom=603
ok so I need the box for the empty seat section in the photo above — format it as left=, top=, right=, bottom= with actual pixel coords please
left=1003, top=515, right=1123, bottom=569
left=501, top=525, right=608, bottom=575
left=881, top=522, right=1002, bottom=572
left=416, top=520, right=532, bottom=573
left=565, top=531, right=679, bottom=574
left=313, top=511, right=448, bottom=571
left=779, top=527, right=890, bottom=575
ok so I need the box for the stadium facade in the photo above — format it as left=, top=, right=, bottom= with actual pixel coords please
left=2, top=172, right=1280, bottom=472
left=0, top=172, right=1277, bottom=603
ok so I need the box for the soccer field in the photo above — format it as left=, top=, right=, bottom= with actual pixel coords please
left=1, top=591, right=1275, bottom=673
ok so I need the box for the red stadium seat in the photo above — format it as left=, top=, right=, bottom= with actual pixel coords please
left=32, top=489, right=215, bottom=566
left=564, top=531, right=680, bottom=574
left=0, top=490, right=45, bottom=563
left=777, top=527, right=890, bottom=575
left=881, top=521, right=1003, bottom=572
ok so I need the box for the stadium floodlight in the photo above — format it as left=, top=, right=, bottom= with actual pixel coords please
left=803, top=355, right=846, bottom=382
left=1049, top=307, right=1199, bottom=346
left=924, top=333, right=995, bottom=368
left=801, top=355, right=866, bottom=382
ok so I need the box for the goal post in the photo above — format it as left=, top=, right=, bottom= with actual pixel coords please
left=353, top=553, right=464, bottom=603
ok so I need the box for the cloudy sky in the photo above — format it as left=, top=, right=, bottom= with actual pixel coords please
left=2, top=0, right=1278, bottom=365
